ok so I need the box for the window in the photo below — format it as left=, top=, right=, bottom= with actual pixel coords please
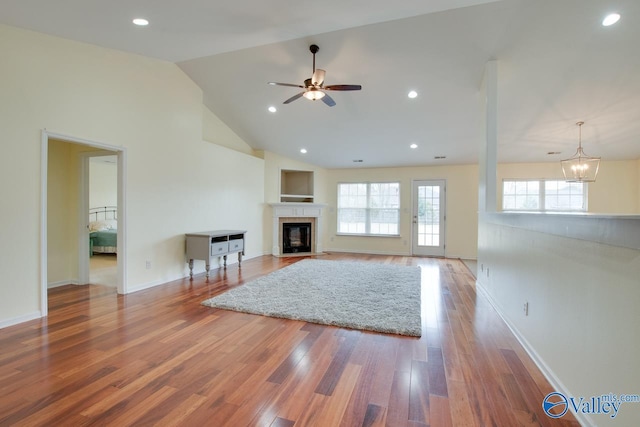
left=337, top=182, right=400, bottom=235
left=502, top=180, right=540, bottom=210
left=502, top=179, right=586, bottom=212
left=544, top=181, right=586, bottom=211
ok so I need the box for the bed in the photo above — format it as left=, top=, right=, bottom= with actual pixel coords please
left=89, top=206, right=117, bottom=256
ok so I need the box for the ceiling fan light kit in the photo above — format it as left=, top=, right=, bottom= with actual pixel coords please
left=268, top=44, right=362, bottom=107
left=560, top=121, right=600, bottom=182
left=303, top=89, right=325, bottom=101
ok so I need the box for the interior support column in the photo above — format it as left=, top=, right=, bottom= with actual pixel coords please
left=479, top=60, right=498, bottom=213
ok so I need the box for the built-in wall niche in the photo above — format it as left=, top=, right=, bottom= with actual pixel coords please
left=280, top=169, right=314, bottom=203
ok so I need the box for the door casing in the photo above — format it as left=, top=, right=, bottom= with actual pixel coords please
left=411, top=179, right=446, bottom=257
left=41, top=130, right=127, bottom=317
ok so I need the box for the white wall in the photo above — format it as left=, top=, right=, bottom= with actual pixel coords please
left=202, top=105, right=256, bottom=156
left=497, top=160, right=639, bottom=214
left=480, top=54, right=640, bottom=424
left=636, top=159, right=640, bottom=207
left=176, top=143, right=265, bottom=282
left=89, top=159, right=118, bottom=209
left=260, top=152, right=478, bottom=259
left=0, top=24, right=264, bottom=326
left=587, top=160, right=638, bottom=214
left=325, top=165, right=479, bottom=259
left=478, top=214, right=640, bottom=426
left=47, top=140, right=82, bottom=286
left=261, top=151, right=328, bottom=255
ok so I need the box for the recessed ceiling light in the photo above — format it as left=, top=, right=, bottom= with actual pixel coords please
left=547, top=151, right=562, bottom=155
left=410, top=143, right=418, bottom=149
left=268, top=106, right=277, bottom=113
left=408, top=90, right=418, bottom=99
left=602, top=13, right=621, bottom=26
left=133, top=18, right=149, bottom=26
left=300, top=148, right=307, bottom=154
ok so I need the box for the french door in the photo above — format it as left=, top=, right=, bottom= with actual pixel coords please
left=412, top=180, right=446, bottom=257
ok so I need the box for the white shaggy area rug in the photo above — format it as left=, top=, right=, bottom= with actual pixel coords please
left=202, top=259, right=422, bottom=337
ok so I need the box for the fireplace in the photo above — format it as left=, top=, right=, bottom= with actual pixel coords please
left=269, top=202, right=325, bottom=256
left=282, top=222, right=312, bottom=253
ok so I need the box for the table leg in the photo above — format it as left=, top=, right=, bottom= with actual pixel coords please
left=188, top=259, right=194, bottom=279
left=238, top=251, right=243, bottom=267
left=205, top=261, right=210, bottom=278
left=223, top=255, right=228, bottom=268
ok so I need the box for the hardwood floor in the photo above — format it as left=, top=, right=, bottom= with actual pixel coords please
left=0, top=254, right=579, bottom=426
left=89, top=253, right=117, bottom=287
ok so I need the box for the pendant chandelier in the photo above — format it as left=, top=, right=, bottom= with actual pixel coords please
left=560, top=121, right=600, bottom=182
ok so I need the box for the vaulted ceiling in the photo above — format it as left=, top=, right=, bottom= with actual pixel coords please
left=2, top=0, right=639, bottom=168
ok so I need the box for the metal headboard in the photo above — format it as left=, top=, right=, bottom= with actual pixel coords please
left=89, top=206, right=117, bottom=222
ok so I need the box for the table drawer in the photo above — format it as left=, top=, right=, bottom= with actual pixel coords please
left=228, top=239, right=244, bottom=252
left=210, top=241, right=228, bottom=256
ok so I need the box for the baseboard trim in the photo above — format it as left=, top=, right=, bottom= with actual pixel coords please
left=322, top=248, right=478, bottom=260
left=127, top=279, right=166, bottom=294
left=475, top=280, right=593, bottom=427
left=0, top=311, right=42, bottom=330
left=128, top=254, right=261, bottom=294
left=324, top=248, right=412, bottom=256
left=273, top=252, right=326, bottom=258
left=48, top=279, right=79, bottom=289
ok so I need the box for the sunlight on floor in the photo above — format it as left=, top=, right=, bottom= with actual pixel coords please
left=90, top=253, right=117, bottom=287
left=419, top=263, right=441, bottom=329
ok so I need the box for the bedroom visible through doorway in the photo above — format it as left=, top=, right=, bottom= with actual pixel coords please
left=88, top=156, right=118, bottom=287
left=42, top=130, right=126, bottom=317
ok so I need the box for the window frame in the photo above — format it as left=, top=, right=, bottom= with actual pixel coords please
left=502, top=179, right=587, bottom=212
left=337, top=181, right=401, bottom=237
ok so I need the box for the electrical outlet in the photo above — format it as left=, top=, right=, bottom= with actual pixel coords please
left=486, top=267, right=490, bottom=278
left=145, top=260, right=152, bottom=269
left=524, top=302, right=529, bottom=316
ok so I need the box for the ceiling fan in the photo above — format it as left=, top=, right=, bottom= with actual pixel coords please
left=268, top=44, right=362, bottom=107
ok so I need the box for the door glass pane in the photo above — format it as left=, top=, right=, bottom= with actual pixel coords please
left=417, top=185, right=440, bottom=247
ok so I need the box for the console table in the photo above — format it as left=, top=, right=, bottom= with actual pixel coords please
left=185, top=230, right=246, bottom=279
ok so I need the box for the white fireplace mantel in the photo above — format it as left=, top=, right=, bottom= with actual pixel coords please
left=269, top=202, right=326, bottom=256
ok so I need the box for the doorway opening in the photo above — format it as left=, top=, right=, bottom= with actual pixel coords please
left=41, top=130, right=127, bottom=317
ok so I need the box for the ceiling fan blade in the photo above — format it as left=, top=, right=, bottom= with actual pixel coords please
left=283, top=92, right=305, bottom=104
left=268, top=82, right=305, bottom=88
left=312, top=69, right=326, bottom=86
left=324, top=84, right=362, bottom=91
left=322, top=93, right=336, bottom=107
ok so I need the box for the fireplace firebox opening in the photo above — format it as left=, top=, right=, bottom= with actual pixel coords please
left=283, top=222, right=312, bottom=253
